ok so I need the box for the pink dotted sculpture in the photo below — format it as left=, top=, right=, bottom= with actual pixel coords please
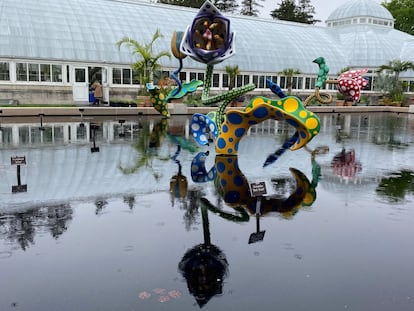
left=337, top=69, right=369, bottom=102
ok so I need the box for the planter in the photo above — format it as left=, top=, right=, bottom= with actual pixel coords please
left=335, top=100, right=345, bottom=106
left=137, top=95, right=152, bottom=107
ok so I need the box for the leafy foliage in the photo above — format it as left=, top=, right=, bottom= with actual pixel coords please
left=279, top=68, right=301, bottom=95
left=376, top=170, right=414, bottom=203
left=157, top=0, right=238, bottom=12
left=270, top=0, right=320, bottom=24
left=240, top=0, right=264, bottom=17
left=376, top=59, right=414, bottom=102
left=157, top=0, right=205, bottom=8
left=382, top=0, right=414, bottom=35
left=117, top=29, right=171, bottom=94
left=225, top=65, right=240, bottom=90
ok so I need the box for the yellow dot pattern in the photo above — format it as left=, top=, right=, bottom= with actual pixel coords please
left=216, top=96, right=320, bottom=155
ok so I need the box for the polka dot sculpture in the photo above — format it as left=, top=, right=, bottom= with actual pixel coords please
left=337, top=69, right=369, bottom=102
left=215, top=96, right=320, bottom=155
left=213, top=155, right=315, bottom=218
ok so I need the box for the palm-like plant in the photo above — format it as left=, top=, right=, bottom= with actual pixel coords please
left=377, top=60, right=414, bottom=85
left=279, top=68, right=301, bottom=95
left=117, top=29, right=171, bottom=94
left=225, top=65, right=240, bottom=90
left=377, top=60, right=414, bottom=103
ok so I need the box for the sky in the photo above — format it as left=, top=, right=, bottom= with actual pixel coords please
left=258, top=0, right=384, bottom=25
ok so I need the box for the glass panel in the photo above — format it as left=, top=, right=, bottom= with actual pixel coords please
left=292, top=77, right=298, bottom=89
left=53, top=126, right=65, bottom=144
left=113, top=68, right=121, bottom=84
left=0, top=62, right=10, bottom=81
left=236, top=74, right=242, bottom=87
left=252, top=75, right=258, bottom=86
left=16, top=63, right=27, bottom=81
left=41, top=64, right=51, bottom=82
left=132, top=69, right=139, bottom=84
left=66, top=65, right=70, bottom=83
left=222, top=74, right=228, bottom=88
left=122, top=68, right=131, bottom=84
left=297, top=77, right=303, bottom=89
left=197, top=73, right=204, bottom=81
left=212, top=73, right=219, bottom=87
left=243, top=75, right=249, bottom=85
left=29, top=63, right=40, bottom=81
left=179, top=71, right=186, bottom=83
left=259, top=76, right=265, bottom=88
left=75, top=68, right=86, bottom=83
left=310, top=77, right=316, bottom=89
left=280, top=76, right=286, bottom=88
left=190, top=72, right=196, bottom=81
left=0, top=127, right=12, bottom=144
left=18, top=127, right=30, bottom=145
left=52, top=65, right=62, bottom=82
left=305, top=77, right=311, bottom=89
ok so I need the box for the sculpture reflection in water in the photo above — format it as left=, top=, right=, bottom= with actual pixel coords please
left=192, top=151, right=319, bottom=222
left=179, top=150, right=323, bottom=306
left=178, top=201, right=228, bottom=308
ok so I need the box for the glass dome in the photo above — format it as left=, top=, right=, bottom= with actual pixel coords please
left=326, top=0, right=394, bottom=23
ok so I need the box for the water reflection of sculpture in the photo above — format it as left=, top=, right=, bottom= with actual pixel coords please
left=178, top=198, right=228, bottom=308
left=179, top=151, right=317, bottom=307
left=192, top=153, right=317, bottom=220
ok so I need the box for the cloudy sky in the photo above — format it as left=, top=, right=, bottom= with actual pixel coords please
left=259, top=0, right=384, bottom=25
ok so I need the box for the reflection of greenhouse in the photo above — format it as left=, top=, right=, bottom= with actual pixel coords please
left=0, top=118, right=191, bottom=146
left=1, top=113, right=413, bottom=209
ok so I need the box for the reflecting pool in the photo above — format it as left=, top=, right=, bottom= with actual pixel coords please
left=1, top=112, right=414, bottom=311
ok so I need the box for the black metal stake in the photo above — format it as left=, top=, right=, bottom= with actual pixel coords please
left=91, top=124, right=100, bottom=153
left=38, top=113, right=45, bottom=131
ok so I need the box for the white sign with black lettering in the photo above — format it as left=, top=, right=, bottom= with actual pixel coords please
left=249, top=182, right=267, bottom=197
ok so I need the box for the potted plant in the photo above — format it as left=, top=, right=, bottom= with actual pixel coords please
left=335, top=92, right=345, bottom=106
left=117, top=29, right=171, bottom=106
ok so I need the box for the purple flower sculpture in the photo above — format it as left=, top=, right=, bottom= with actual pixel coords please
left=180, top=1, right=235, bottom=65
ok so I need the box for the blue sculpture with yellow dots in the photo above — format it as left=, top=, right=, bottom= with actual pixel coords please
left=173, top=1, right=320, bottom=156
left=152, top=0, right=323, bottom=157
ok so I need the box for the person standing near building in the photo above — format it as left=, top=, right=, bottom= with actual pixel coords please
left=92, top=80, right=103, bottom=105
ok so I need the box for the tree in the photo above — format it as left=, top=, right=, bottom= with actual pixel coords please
left=157, top=0, right=204, bottom=8
left=296, top=0, right=319, bottom=24
left=117, top=29, right=171, bottom=94
left=271, top=0, right=319, bottom=24
left=157, top=0, right=238, bottom=12
left=213, top=0, right=239, bottom=13
left=382, top=0, right=414, bottom=35
left=279, top=68, right=301, bottom=95
left=225, top=65, right=240, bottom=90
left=377, top=59, right=414, bottom=84
left=376, top=59, right=414, bottom=102
left=240, top=0, right=265, bottom=17
left=270, top=0, right=297, bottom=22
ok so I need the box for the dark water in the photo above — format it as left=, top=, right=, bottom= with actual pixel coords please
left=1, top=113, right=414, bottom=311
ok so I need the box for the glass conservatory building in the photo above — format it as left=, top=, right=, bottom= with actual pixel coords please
left=0, top=0, right=413, bottom=104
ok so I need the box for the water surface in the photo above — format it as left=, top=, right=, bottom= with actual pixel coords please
left=1, top=112, right=413, bottom=310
